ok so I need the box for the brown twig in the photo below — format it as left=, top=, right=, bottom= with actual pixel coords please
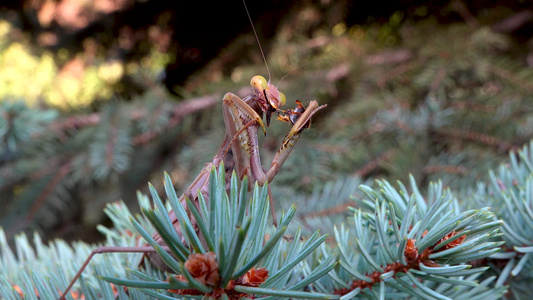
left=304, top=202, right=352, bottom=220
left=133, top=92, right=222, bottom=145
left=334, top=231, right=466, bottom=296
left=354, top=149, right=395, bottom=178
left=59, top=246, right=171, bottom=300
left=449, top=100, right=497, bottom=113
left=429, top=68, right=447, bottom=94
left=350, top=123, right=387, bottom=143
left=436, top=127, right=515, bottom=152
left=26, top=159, right=73, bottom=221
left=5, top=159, right=74, bottom=240
left=377, top=61, right=416, bottom=88
left=366, top=49, right=413, bottom=66
left=451, top=0, right=479, bottom=29
left=422, top=164, right=468, bottom=176
left=490, top=11, right=533, bottom=33
left=488, top=64, right=533, bottom=92
left=49, top=92, right=223, bottom=140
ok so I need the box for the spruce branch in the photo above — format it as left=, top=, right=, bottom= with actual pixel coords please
left=437, top=127, right=515, bottom=153
left=0, top=89, right=224, bottom=239
left=0, top=101, right=58, bottom=163
left=46, top=91, right=220, bottom=141
left=132, top=92, right=221, bottom=146
left=469, top=141, right=533, bottom=294
left=322, top=177, right=505, bottom=299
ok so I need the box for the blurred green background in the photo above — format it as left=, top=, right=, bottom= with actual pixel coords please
left=2, top=0, right=533, bottom=245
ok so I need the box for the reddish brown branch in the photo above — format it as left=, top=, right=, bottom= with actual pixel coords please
left=354, top=149, right=395, bottom=178
left=377, top=61, right=416, bottom=88
left=50, top=113, right=101, bottom=132
left=304, top=202, right=352, bottom=220
left=451, top=0, right=480, bottom=28
left=133, top=93, right=221, bottom=145
left=59, top=246, right=171, bottom=300
left=352, top=123, right=387, bottom=142
left=334, top=231, right=466, bottom=296
left=106, top=121, right=118, bottom=166
left=48, top=91, right=224, bottom=143
left=449, top=101, right=497, bottom=113
left=429, top=68, right=448, bottom=93
left=422, top=164, right=468, bottom=176
left=436, top=127, right=515, bottom=152
left=491, top=11, right=533, bottom=33
left=26, top=159, right=73, bottom=221
left=488, top=65, right=533, bottom=92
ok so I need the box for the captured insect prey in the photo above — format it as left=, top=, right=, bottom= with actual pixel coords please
left=276, top=100, right=316, bottom=131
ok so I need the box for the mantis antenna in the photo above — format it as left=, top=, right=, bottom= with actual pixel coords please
left=242, top=0, right=271, bottom=82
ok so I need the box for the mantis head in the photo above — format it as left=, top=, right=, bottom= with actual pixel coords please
left=250, top=75, right=286, bottom=126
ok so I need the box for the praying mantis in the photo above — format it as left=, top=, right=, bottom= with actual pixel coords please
left=59, top=1, right=326, bottom=298
left=144, top=77, right=326, bottom=267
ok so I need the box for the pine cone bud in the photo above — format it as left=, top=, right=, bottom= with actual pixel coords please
left=242, top=267, right=269, bottom=286
left=437, top=230, right=466, bottom=250
left=184, top=252, right=219, bottom=286
left=404, top=239, right=418, bottom=262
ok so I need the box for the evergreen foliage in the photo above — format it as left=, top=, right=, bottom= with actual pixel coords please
left=4, top=141, right=533, bottom=298
left=2, top=4, right=533, bottom=245
left=323, top=178, right=505, bottom=299
left=2, top=3, right=533, bottom=299
left=0, top=88, right=221, bottom=241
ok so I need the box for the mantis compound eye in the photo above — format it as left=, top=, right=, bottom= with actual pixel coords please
left=250, top=75, right=268, bottom=90
left=279, top=92, right=286, bottom=107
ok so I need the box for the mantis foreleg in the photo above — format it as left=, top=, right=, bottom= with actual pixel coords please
left=223, top=93, right=326, bottom=187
